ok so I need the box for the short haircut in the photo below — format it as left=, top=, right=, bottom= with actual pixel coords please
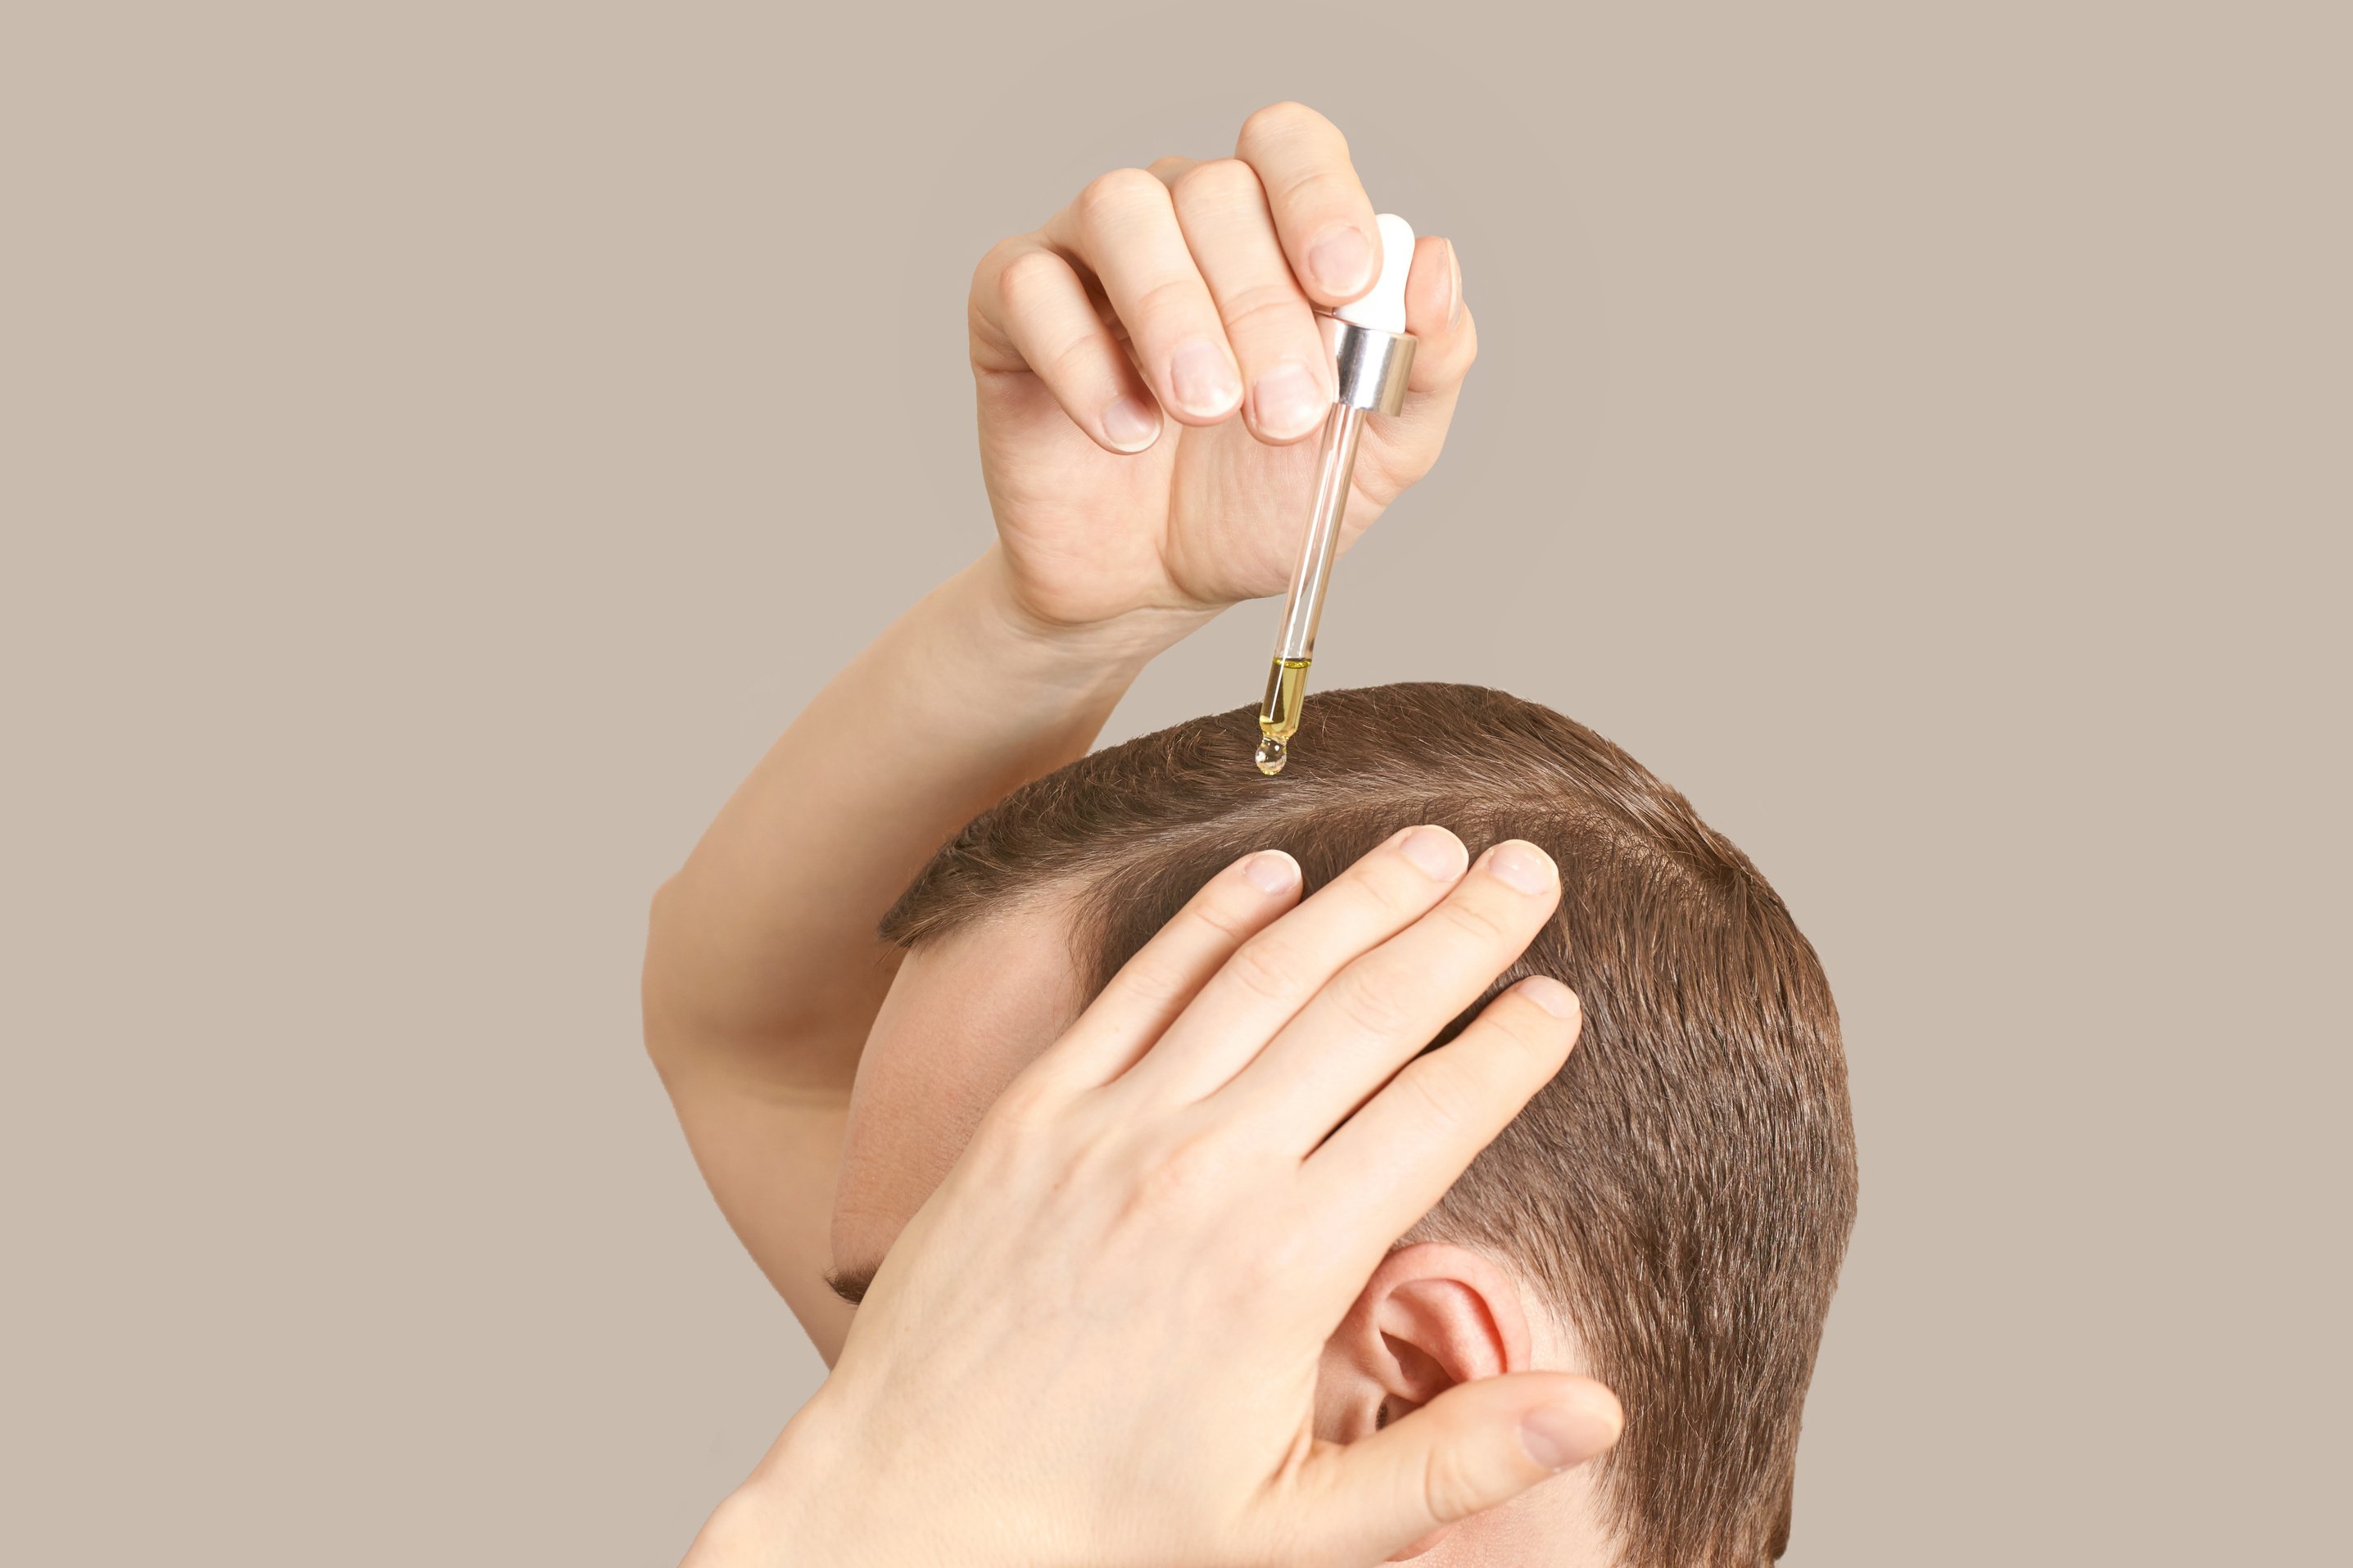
left=881, top=683, right=1857, bottom=1566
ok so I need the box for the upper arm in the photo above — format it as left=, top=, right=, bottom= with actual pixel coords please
left=652, top=1043, right=860, bottom=1365
left=644, top=871, right=898, bottom=1365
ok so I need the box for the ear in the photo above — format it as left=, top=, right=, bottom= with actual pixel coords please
left=1317, top=1242, right=1538, bottom=1558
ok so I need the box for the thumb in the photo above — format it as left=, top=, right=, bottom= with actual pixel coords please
left=1296, top=1375, right=1624, bottom=1560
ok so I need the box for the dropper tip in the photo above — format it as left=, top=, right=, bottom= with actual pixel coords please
left=1254, top=735, right=1288, bottom=775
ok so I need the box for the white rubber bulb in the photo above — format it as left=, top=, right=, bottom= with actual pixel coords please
left=1333, top=212, right=1416, bottom=333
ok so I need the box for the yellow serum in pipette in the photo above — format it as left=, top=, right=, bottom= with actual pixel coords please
left=1255, top=657, right=1310, bottom=775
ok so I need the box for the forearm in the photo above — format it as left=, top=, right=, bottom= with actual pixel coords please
left=645, top=545, right=1206, bottom=1079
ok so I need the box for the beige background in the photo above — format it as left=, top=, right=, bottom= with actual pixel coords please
left=4, top=2, right=2345, bottom=1562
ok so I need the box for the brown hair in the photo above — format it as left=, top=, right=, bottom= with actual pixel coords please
left=881, top=684, right=1858, bottom=1566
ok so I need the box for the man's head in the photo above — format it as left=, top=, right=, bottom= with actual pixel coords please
left=834, top=683, right=1857, bottom=1566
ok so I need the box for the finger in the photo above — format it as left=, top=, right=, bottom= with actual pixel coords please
left=1304, top=974, right=1582, bottom=1252
left=1224, top=841, right=1563, bottom=1150
left=1031, top=849, right=1302, bottom=1091
left=1114, top=825, right=1470, bottom=1106
left=1233, top=101, right=1382, bottom=307
left=1287, top=1374, right=1622, bottom=1561
left=1043, top=169, right=1242, bottom=425
left=1349, top=237, right=1479, bottom=503
left=970, top=235, right=1165, bottom=454
left=1401, top=235, right=1474, bottom=395
left=1170, top=158, right=1334, bottom=445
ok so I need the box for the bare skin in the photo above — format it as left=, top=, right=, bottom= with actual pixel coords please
left=643, top=102, right=1478, bottom=1364
left=680, top=836, right=1623, bottom=1567
left=641, top=104, right=1622, bottom=1562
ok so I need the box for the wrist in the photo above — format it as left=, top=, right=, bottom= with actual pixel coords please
left=712, top=1396, right=943, bottom=1568
left=690, top=1411, right=857, bottom=1567
left=967, top=545, right=1220, bottom=682
left=683, top=1484, right=799, bottom=1568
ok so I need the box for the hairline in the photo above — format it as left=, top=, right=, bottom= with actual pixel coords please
left=875, top=855, right=1588, bottom=1339
left=866, top=685, right=1853, bottom=1566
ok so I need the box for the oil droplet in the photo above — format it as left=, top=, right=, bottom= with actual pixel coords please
left=1253, top=656, right=1309, bottom=777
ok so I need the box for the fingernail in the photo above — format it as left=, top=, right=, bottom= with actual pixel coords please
left=1520, top=1399, right=1622, bottom=1471
left=1398, top=825, right=1468, bottom=882
left=1168, top=339, right=1241, bottom=416
left=1518, top=976, right=1579, bottom=1019
left=1487, top=841, right=1558, bottom=895
left=1251, top=361, right=1326, bottom=441
left=1446, top=239, right=1464, bottom=330
left=1242, top=849, right=1301, bottom=894
left=1308, top=225, right=1373, bottom=296
left=1104, top=394, right=1161, bottom=452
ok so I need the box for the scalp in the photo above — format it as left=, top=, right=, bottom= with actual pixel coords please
left=880, top=683, right=1858, bottom=1566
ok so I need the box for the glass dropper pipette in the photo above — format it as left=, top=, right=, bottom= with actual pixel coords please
left=1254, top=212, right=1421, bottom=775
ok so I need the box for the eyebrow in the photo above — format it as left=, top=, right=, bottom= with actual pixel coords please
left=825, top=1267, right=873, bottom=1307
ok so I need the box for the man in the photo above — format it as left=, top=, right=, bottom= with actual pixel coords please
left=681, top=820, right=1631, bottom=1568
left=646, top=103, right=1855, bottom=1565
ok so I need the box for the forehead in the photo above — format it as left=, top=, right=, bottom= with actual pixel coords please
left=882, top=897, right=1086, bottom=1043
left=831, top=897, right=1087, bottom=1272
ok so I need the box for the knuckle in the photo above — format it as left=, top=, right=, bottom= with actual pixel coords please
left=1242, top=1219, right=1312, bottom=1283
left=1111, top=952, right=1192, bottom=1011
left=1188, top=886, right=1260, bottom=945
left=1219, top=280, right=1311, bottom=340
left=1132, top=1132, right=1229, bottom=1213
left=1355, top=860, right=1433, bottom=920
left=962, top=1109, right=1033, bottom=1184
left=1329, top=968, right=1414, bottom=1040
left=971, top=236, right=1032, bottom=310
left=994, top=246, right=1066, bottom=307
left=1224, top=934, right=1307, bottom=1005
left=988, top=1071, right=1057, bottom=1131
left=1172, top=156, right=1256, bottom=206
left=1421, top=1441, right=1486, bottom=1525
left=1076, top=166, right=1163, bottom=224
left=1239, top=100, right=1324, bottom=150
left=1129, top=272, right=1208, bottom=323
left=1038, top=330, right=1100, bottom=382
left=995, top=244, right=1058, bottom=291
left=1398, top=1064, right=1473, bottom=1136
left=1438, top=893, right=1518, bottom=947
left=1271, top=163, right=1357, bottom=211
left=975, top=233, right=1028, bottom=274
